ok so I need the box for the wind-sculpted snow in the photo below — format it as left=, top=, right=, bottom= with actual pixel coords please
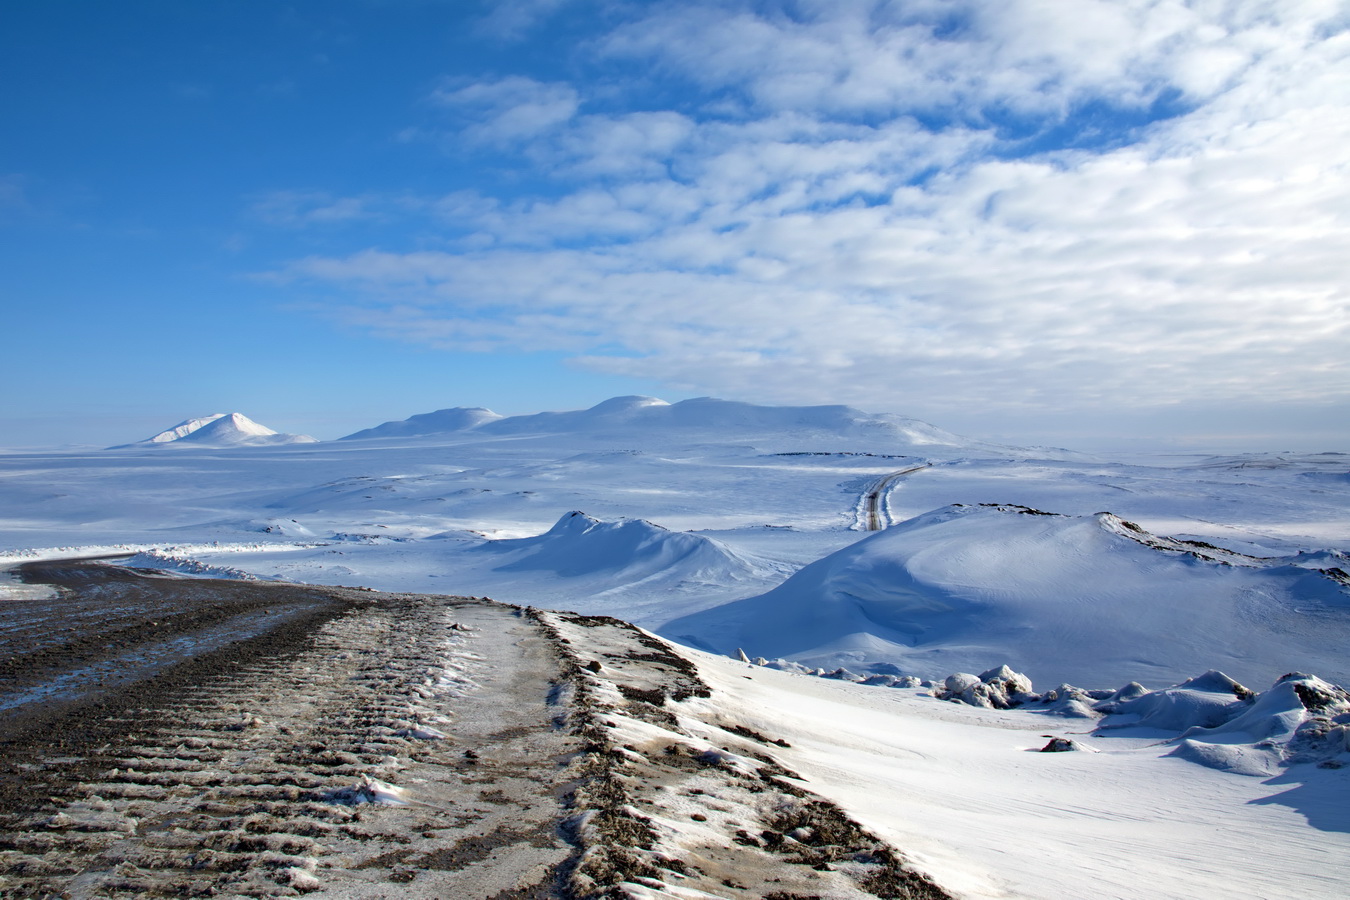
left=825, top=656, right=1350, bottom=777
left=664, top=503, right=1350, bottom=688
left=477, top=510, right=760, bottom=582
left=1098, top=670, right=1255, bottom=732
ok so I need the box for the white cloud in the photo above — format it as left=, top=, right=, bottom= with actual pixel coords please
left=600, top=0, right=1243, bottom=119
left=278, top=0, right=1350, bottom=425
left=431, top=76, right=580, bottom=144
left=558, top=111, right=697, bottom=177
left=251, top=190, right=379, bottom=227
left=473, top=0, right=573, bottom=41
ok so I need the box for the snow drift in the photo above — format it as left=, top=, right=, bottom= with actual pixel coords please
left=1093, top=670, right=1350, bottom=776
left=663, top=503, right=1350, bottom=687
left=113, top=413, right=317, bottom=448
left=475, top=510, right=761, bottom=585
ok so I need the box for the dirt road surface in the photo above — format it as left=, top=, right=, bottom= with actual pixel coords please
left=1, top=562, right=949, bottom=899
left=861, top=466, right=930, bottom=530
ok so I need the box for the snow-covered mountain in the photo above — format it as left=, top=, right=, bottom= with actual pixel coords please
left=663, top=503, right=1350, bottom=688
left=339, top=395, right=1054, bottom=456
left=340, top=407, right=504, bottom=441
left=112, top=413, right=317, bottom=448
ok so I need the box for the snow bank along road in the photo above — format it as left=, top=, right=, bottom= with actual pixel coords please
left=862, top=466, right=930, bottom=530
left=0, top=562, right=950, bottom=899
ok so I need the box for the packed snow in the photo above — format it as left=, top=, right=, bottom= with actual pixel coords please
left=3, top=395, right=1349, bottom=896
left=690, top=650, right=1350, bottom=900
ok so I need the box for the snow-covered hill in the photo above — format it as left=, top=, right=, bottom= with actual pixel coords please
left=338, top=395, right=1061, bottom=457
left=475, top=510, right=760, bottom=582
left=340, top=406, right=504, bottom=440
left=112, top=413, right=317, bottom=448
left=663, top=503, right=1350, bottom=688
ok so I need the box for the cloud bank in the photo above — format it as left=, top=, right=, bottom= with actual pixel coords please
left=277, top=0, right=1350, bottom=423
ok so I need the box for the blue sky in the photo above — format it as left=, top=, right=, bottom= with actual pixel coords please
left=3, top=1, right=1348, bottom=450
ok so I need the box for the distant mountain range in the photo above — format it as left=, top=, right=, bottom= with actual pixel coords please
left=114, top=396, right=1074, bottom=457
left=341, top=395, right=967, bottom=445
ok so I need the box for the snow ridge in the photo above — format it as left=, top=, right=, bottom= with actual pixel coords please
left=664, top=503, right=1350, bottom=687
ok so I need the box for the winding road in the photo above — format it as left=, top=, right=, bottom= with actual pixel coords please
left=862, top=464, right=931, bottom=530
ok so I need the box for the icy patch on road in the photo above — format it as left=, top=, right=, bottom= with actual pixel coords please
left=0, top=568, right=54, bottom=602
left=329, top=775, right=409, bottom=806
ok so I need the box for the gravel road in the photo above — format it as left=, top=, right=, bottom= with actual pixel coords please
left=861, top=466, right=930, bottom=530
left=1, top=562, right=579, bottom=898
left=1, top=561, right=949, bottom=899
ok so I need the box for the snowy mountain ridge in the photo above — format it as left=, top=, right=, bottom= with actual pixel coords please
left=337, top=395, right=1067, bottom=457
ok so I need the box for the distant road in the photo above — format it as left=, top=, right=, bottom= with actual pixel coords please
left=862, top=465, right=930, bottom=530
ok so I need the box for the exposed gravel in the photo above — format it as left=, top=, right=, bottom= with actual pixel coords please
left=1, top=563, right=579, bottom=898
left=1, top=562, right=952, bottom=900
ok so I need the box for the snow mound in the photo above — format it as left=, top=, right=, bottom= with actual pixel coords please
left=340, top=406, right=503, bottom=440
left=476, top=510, right=761, bottom=584
left=121, top=550, right=264, bottom=581
left=255, top=518, right=317, bottom=538
left=114, top=413, right=317, bottom=448
left=662, top=504, right=1350, bottom=686
left=1095, top=672, right=1350, bottom=776
left=934, top=666, right=1036, bottom=710
left=1099, top=671, right=1255, bottom=734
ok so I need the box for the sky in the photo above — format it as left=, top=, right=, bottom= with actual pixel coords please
left=2, top=0, right=1348, bottom=451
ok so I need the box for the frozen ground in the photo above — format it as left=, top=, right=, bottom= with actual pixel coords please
left=2, top=397, right=1349, bottom=896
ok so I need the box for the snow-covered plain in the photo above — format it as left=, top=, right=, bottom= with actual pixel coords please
left=3, top=396, right=1349, bottom=897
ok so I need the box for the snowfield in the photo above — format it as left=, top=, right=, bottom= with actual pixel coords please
left=666, top=503, right=1350, bottom=688
left=691, top=651, right=1350, bottom=900
left=2, top=397, right=1349, bottom=897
